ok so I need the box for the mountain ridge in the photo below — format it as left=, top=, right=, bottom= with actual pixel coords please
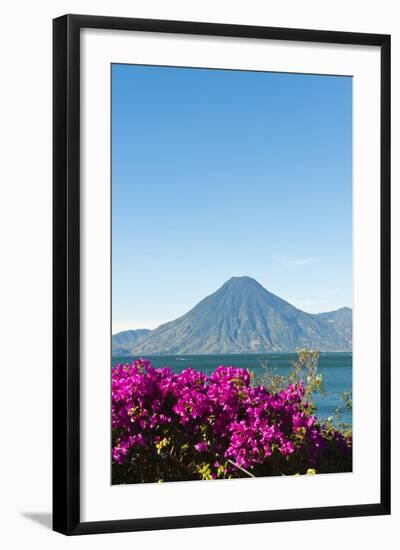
left=112, top=277, right=352, bottom=355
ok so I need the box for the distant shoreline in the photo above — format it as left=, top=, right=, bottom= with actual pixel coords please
left=112, top=351, right=352, bottom=359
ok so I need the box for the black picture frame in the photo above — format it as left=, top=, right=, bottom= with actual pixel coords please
left=53, top=14, right=391, bottom=536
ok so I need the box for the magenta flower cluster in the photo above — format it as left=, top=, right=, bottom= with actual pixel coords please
left=112, top=359, right=351, bottom=481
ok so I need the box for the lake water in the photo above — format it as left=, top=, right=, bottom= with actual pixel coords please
left=112, top=352, right=352, bottom=425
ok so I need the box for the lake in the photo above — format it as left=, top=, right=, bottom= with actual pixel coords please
left=112, top=352, right=352, bottom=425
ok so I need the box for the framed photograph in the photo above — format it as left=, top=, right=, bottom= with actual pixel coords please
left=53, top=14, right=391, bottom=535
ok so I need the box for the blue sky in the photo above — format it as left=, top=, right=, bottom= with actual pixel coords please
left=112, top=64, right=352, bottom=333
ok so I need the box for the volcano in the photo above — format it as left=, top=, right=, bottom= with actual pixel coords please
left=112, top=276, right=352, bottom=355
